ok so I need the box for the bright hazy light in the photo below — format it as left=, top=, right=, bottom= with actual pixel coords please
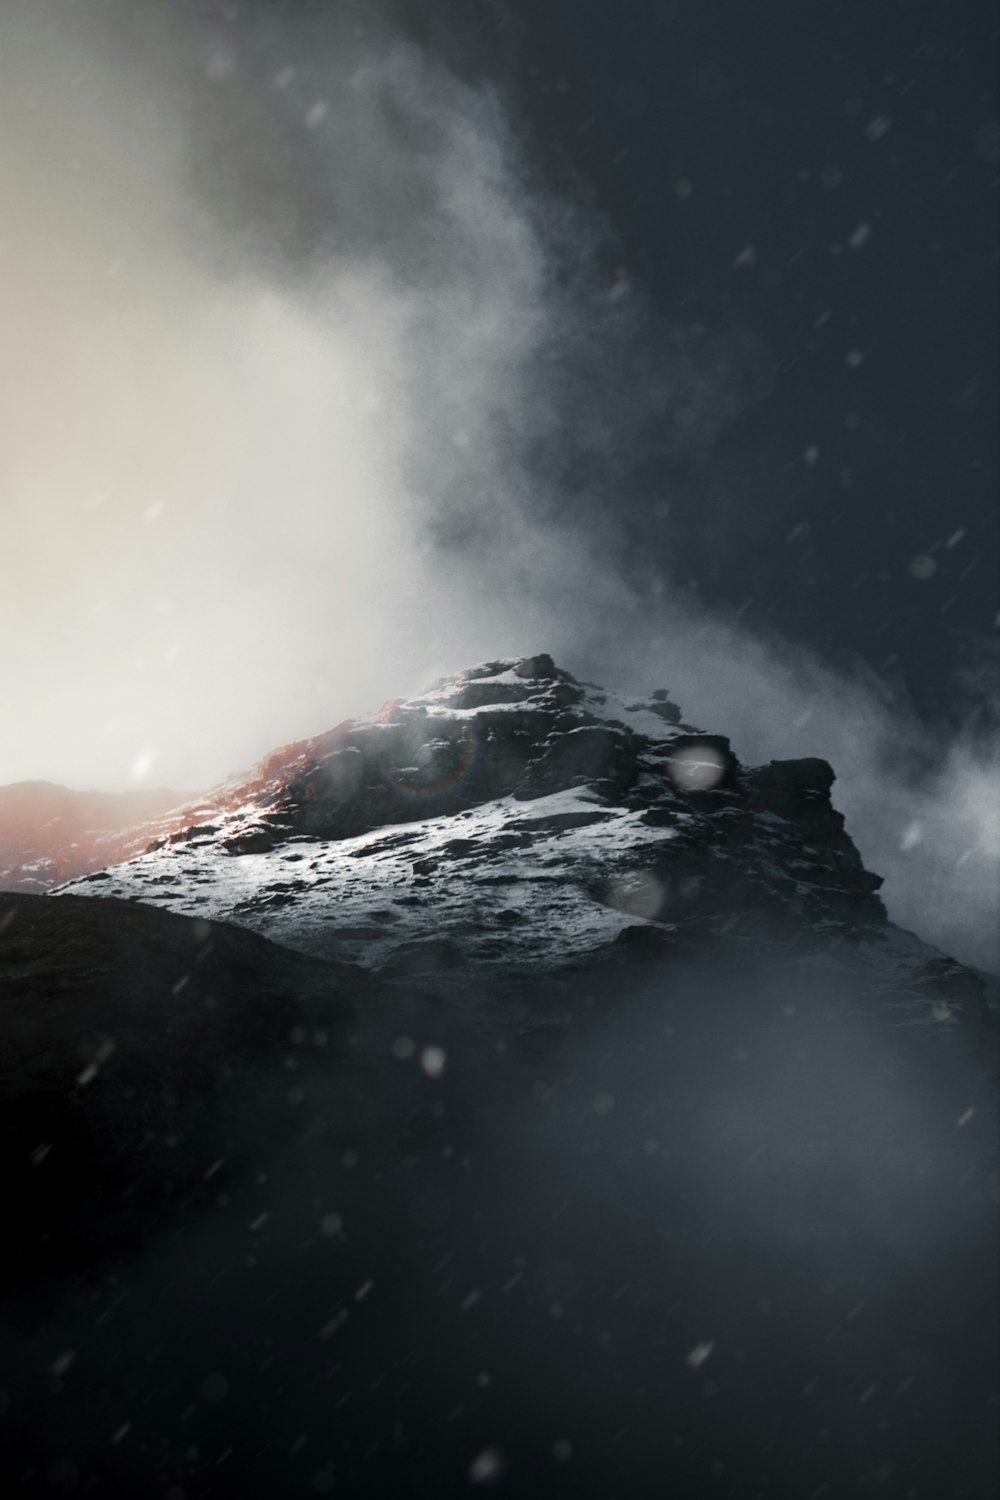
left=0, top=2, right=996, bottom=975
left=0, top=0, right=552, bottom=790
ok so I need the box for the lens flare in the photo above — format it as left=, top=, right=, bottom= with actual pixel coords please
left=383, top=721, right=479, bottom=801
left=667, top=743, right=728, bottom=792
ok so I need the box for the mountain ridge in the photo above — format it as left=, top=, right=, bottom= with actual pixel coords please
left=53, top=654, right=996, bottom=1050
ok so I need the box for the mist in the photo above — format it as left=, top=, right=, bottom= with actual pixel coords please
left=0, top=0, right=996, bottom=970
left=4, top=941, right=994, bottom=1496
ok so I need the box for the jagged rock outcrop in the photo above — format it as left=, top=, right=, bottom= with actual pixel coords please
left=57, top=657, right=992, bottom=1047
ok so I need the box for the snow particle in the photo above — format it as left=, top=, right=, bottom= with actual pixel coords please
left=320, top=1213, right=343, bottom=1238
left=667, top=744, right=727, bottom=791
left=553, top=1440, right=573, bottom=1462
left=606, top=870, right=664, bottom=921
left=908, top=554, right=937, bottom=580
left=320, top=1311, right=348, bottom=1339
left=468, top=1447, right=505, bottom=1484
left=899, top=821, right=923, bottom=853
left=686, top=1341, right=715, bottom=1369
left=130, top=749, right=155, bottom=782
left=421, top=1045, right=447, bottom=1079
left=76, top=1038, right=116, bottom=1087
left=392, top=1035, right=416, bottom=1061
left=866, top=114, right=893, bottom=141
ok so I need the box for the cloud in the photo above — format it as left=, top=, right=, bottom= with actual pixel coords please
left=0, top=0, right=995, bottom=970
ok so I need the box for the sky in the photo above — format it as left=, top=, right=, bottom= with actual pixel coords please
left=0, top=0, right=996, bottom=968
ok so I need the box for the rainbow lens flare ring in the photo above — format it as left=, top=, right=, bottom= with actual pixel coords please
left=382, top=719, right=480, bottom=801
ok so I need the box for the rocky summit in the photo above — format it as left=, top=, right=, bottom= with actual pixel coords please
left=2, top=657, right=998, bottom=1500
left=58, top=655, right=993, bottom=1039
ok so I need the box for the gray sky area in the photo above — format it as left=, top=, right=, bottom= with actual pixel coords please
left=0, top=0, right=996, bottom=967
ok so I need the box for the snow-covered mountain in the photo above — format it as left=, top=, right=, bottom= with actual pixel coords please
left=58, top=653, right=995, bottom=1041
left=4, top=655, right=996, bottom=1498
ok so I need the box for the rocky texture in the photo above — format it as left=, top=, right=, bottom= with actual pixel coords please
left=0, top=782, right=195, bottom=893
left=58, top=656, right=995, bottom=1046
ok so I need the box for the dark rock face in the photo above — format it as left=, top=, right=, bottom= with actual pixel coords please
left=248, top=656, right=705, bottom=838
left=57, top=656, right=963, bottom=1010
left=3, top=657, right=997, bottom=1498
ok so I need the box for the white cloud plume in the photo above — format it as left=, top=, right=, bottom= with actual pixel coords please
left=0, top=0, right=995, bottom=970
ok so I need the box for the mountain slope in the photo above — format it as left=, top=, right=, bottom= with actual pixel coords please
left=59, top=654, right=995, bottom=1042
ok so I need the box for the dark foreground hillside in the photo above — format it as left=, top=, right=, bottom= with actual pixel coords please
left=1, top=886, right=997, bottom=1499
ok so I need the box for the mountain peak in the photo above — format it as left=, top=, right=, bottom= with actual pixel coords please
left=45, top=654, right=995, bottom=1047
